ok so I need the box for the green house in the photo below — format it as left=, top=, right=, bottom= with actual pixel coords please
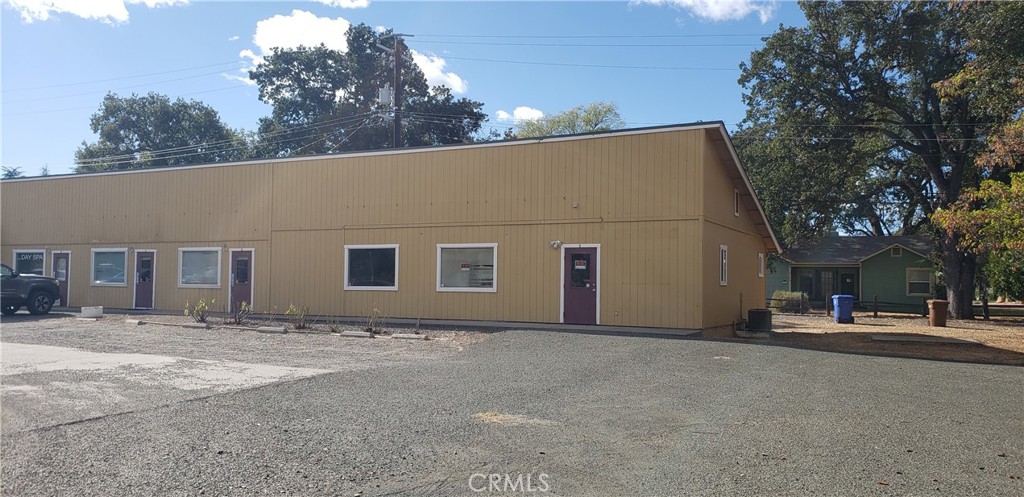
left=767, top=236, right=938, bottom=312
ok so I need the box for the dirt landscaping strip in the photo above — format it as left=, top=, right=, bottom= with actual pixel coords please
left=869, top=334, right=981, bottom=345
left=769, top=312, right=1024, bottom=366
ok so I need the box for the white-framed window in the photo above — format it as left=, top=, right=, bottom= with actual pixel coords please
left=758, top=252, right=765, bottom=278
left=178, top=248, right=221, bottom=288
left=345, top=244, right=399, bottom=291
left=91, top=248, right=128, bottom=286
left=13, top=249, right=45, bottom=275
left=907, top=267, right=933, bottom=296
left=891, top=247, right=903, bottom=257
left=734, top=189, right=740, bottom=216
left=720, top=245, right=728, bottom=286
left=437, top=243, right=497, bottom=292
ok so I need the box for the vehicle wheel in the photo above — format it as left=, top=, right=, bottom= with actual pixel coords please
left=1, top=305, right=17, bottom=316
left=26, top=291, right=54, bottom=315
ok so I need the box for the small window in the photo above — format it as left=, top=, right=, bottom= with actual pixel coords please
left=720, top=245, right=728, bottom=286
left=891, top=247, right=903, bottom=257
left=345, top=245, right=398, bottom=291
left=907, top=268, right=933, bottom=296
left=734, top=189, right=740, bottom=217
left=138, top=256, right=153, bottom=283
left=179, top=248, right=221, bottom=288
left=92, top=248, right=127, bottom=286
left=13, top=250, right=45, bottom=275
left=758, top=253, right=765, bottom=278
left=437, top=243, right=497, bottom=292
left=234, top=258, right=249, bottom=284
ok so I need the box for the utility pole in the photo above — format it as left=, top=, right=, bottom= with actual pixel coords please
left=379, top=32, right=413, bottom=149
left=392, top=35, right=403, bottom=149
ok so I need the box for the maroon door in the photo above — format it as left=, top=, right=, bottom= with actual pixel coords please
left=134, top=252, right=154, bottom=309
left=230, top=250, right=253, bottom=313
left=51, top=252, right=70, bottom=307
left=563, top=247, right=598, bottom=325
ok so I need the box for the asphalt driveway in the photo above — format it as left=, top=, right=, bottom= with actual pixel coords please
left=2, top=315, right=1022, bottom=496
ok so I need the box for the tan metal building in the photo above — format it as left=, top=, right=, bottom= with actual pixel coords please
left=1, top=122, right=779, bottom=334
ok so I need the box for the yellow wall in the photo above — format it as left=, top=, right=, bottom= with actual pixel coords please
left=1, top=125, right=774, bottom=330
left=700, top=131, right=770, bottom=334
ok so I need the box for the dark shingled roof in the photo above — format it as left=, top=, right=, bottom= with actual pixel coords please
left=782, top=236, right=935, bottom=264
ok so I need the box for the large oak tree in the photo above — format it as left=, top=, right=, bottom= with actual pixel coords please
left=75, top=92, right=249, bottom=172
left=737, top=1, right=1023, bottom=318
left=249, top=24, right=487, bottom=156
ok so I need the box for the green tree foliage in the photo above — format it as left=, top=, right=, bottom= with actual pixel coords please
left=512, top=102, right=625, bottom=139
left=986, top=250, right=1024, bottom=301
left=249, top=24, right=486, bottom=156
left=736, top=1, right=1024, bottom=318
left=933, top=172, right=1024, bottom=253
left=75, top=92, right=250, bottom=172
left=936, top=1, right=1024, bottom=174
left=1, top=166, right=24, bottom=179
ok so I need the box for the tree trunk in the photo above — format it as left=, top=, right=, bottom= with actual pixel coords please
left=941, top=233, right=977, bottom=319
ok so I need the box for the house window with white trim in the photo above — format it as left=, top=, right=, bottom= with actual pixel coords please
left=758, top=252, right=765, bottom=278
left=720, top=245, right=728, bottom=286
left=179, top=248, right=221, bottom=288
left=907, top=268, right=933, bottom=296
left=891, top=247, right=903, bottom=257
left=92, top=248, right=127, bottom=286
left=345, top=245, right=398, bottom=291
left=13, top=250, right=45, bottom=275
left=437, top=243, right=497, bottom=292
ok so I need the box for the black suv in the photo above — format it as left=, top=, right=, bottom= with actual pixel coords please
left=1, top=263, right=60, bottom=316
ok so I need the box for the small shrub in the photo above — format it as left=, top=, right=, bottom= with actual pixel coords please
left=231, top=301, right=253, bottom=325
left=365, top=306, right=389, bottom=335
left=184, top=298, right=216, bottom=323
left=769, top=291, right=808, bottom=314
left=285, top=303, right=310, bottom=330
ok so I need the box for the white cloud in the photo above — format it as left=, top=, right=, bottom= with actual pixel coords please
left=221, top=71, right=257, bottom=86
left=6, top=0, right=187, bottom=24
left=634, top=0, right=778, bottom=23
left=228, top=35, right=240, bottom=42
left=410, top=50, right=467, bottom=94
left=314, top=0, right=369, bottom=8
left=496, top=107, right=544, bottom=122
left=229, top=11, right=469, bottom=95
left=249, top=9, right=351, bottom=57
left=230, top=10, right=353, bottom=87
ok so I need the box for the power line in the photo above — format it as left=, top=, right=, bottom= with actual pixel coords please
left=2, top=60, right=245, bottom=93
left=414, top=33, right=770, bottom=39
left=441, top=55, right=737, bottom=71
left=6, top=68, right=249, bottom=104
left=74, top=112, right=379, bottom=167
left=413, top=40, right=761, bottom=48
left=2, top=84, right=253, bottom=117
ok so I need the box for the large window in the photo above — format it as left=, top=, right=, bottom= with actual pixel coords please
left=92, top=248, right=127, bottom=286
left=345, top=245, right=398, bottom=291
left=907, top=268, right=933, bottom=297
left=719, top=245, right=728, bottom=286
left=179, top=248, right=221, bottom=288
left=13, top=250, right=45, bottom=275
left=437, top=243, right=497, bottom=292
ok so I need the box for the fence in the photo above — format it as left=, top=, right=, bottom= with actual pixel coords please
left=765, top=295, right=1023, bottom=318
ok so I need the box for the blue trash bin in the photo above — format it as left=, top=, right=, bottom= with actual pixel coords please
left=832, top=294, right=855, bottom=324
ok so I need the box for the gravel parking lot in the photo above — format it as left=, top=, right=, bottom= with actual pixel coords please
left=2, top=313, right=1022, bottom=496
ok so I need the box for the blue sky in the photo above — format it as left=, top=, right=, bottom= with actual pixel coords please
left=2, top=0, right=807, bottom=175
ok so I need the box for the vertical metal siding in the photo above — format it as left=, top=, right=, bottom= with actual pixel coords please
left=2, top=128, right=718, bottom=329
